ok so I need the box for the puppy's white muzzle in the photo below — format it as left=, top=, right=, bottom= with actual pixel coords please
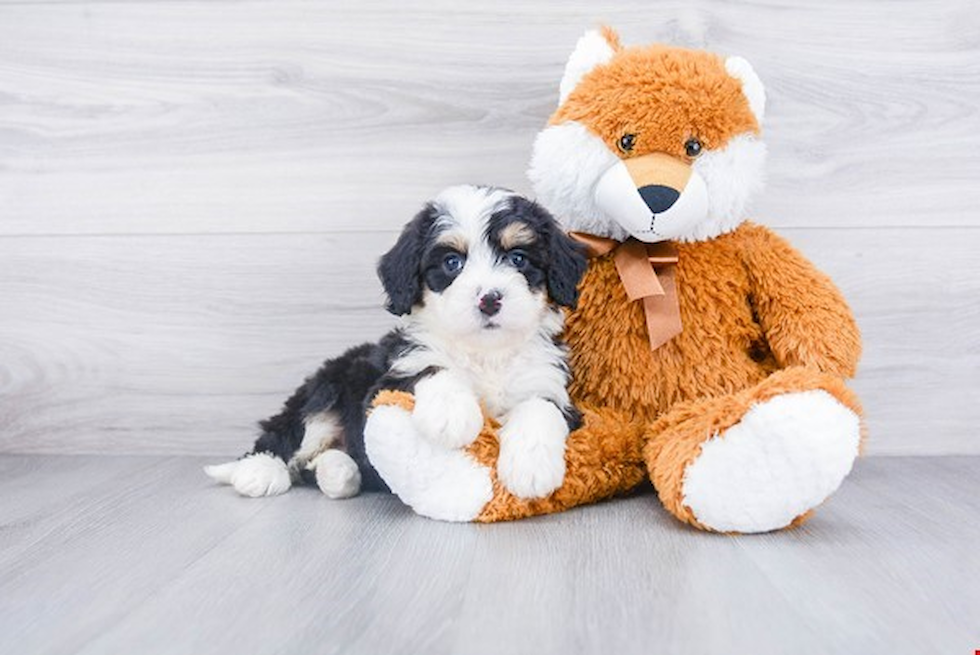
left=594, top=158, right=709, bottom=243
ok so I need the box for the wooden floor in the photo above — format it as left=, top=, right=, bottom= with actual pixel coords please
left=0, top=455, right=976, bottom=655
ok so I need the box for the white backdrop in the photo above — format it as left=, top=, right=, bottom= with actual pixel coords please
left=1, top=0, right=978, bottom=455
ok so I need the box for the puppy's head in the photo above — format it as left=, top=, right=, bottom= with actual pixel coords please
left=378, top=185, right=587, bottom=345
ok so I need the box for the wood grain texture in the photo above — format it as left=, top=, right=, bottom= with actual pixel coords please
left=0, top=455, right=977, bottom=655
left=1, top=227, right=978, bottom=455
left=1, top=0, right=978, bottom=456
left=0, top=0, right=978, bottom=234
left=0, top=231, right=395, bottom=455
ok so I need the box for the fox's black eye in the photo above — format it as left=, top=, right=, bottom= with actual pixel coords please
left=442, top=252, right=465, bottom=274
left=507, top=250, right=528, bottom=270
left=618, top=133, right=637, bottom=153
left=684, top=138, right=703, bottom=158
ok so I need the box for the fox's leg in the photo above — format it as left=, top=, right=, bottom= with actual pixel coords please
left=365, top=391, right=647, bottom=523
left=363, top=392, right=494, bottom=522
left=644, top=367, right=863, bottom=533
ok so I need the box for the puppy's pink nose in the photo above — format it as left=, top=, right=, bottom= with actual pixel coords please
left=478, top=290, right=503, bottom=317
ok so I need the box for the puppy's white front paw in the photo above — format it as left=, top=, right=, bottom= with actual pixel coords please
left=497, top=399, right=569, bottom=499
left=412, top=371, right=484, bottom=449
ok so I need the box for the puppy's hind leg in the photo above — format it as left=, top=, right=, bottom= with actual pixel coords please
left=204, top=380, right=311, bottom=498
left=205, top=409, right=345, bottom=499
left=206, top=339, right=389, bottom=498
left=311, top=449, right=362, bottom=499
left=204, top=453, right=292, bottom=498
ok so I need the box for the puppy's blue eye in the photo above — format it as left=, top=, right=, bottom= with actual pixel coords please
left=442, top=252, right=465, bottom=274
left=507, top=250, right=528, bottom=269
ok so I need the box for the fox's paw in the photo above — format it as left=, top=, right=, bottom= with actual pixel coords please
left=365, top=403, right=492, bottom=522
left=681, top=390, right=860, bottom=533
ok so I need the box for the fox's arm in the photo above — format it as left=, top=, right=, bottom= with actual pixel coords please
left=740, top=223, right=861, bottom=378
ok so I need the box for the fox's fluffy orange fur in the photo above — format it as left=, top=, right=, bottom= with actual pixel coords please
left=553, top=43, right=760, bottom=157
left=375, top=30, right=863, bottom=530
left=375, top=224, right=863, bottom=528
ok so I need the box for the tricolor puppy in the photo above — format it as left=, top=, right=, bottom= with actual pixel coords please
left=205, top=185, right=587, bottom=501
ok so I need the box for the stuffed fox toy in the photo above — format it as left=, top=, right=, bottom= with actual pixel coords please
left=365, top=27, right=864, bottom=533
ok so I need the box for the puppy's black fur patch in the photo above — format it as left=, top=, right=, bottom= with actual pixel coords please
left=486, top=196, right=588, bottom=308
left=421, top=244, right=466, bottom=294
left=376, top=204, right=440, bottom=315
left=252, top=331, right=424, bottom=491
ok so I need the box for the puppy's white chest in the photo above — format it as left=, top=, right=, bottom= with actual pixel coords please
left=463, top=358, right=516, bottom=419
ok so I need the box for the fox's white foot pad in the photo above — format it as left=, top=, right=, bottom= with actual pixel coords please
left=364, top=404, right=493, bottom=522
left=312, top=449, right=362, bottom=499
left=204, top=453, right=292, bottom=498
left=681, top=390, right=860, bottom=533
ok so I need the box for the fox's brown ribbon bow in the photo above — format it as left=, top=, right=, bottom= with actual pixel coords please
left=569, top=231, right=682, bottom=351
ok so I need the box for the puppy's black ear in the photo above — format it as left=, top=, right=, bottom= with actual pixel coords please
left=503, top=196, right=587, bottom=309
left=377, top=204, right=436, bottom=315
left=507, top=197, right=587, bottom=309
left=546, top=225, right=588, bottom=308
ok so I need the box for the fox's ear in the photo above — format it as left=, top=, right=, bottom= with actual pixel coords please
left=725, top=56, right=766, bottom=125
left=558, top=27, right=620, bottom=105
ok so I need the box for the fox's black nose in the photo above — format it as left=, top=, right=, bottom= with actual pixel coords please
left=638, top=185, right=680, bottom=214
left=478, top=290, right=503, bottom=317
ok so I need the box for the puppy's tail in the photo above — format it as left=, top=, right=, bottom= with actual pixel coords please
left=203, top=460, right=238, bottom=484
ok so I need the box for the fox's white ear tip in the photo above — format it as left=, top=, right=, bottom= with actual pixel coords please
left=725, top=55, right=766, bottom=124
left=558, top=29, right=617, bottom=105
left=578, top=28, right=604, bottom=44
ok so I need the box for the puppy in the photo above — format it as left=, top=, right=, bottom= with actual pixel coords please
left=205, top=185, right=587, bottom=500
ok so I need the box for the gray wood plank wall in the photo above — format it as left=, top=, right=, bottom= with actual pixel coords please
left=1, top=0, right=978, bottom=456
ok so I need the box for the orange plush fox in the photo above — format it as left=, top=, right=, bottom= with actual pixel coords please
left=366, top=28, right=864, bottom=533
